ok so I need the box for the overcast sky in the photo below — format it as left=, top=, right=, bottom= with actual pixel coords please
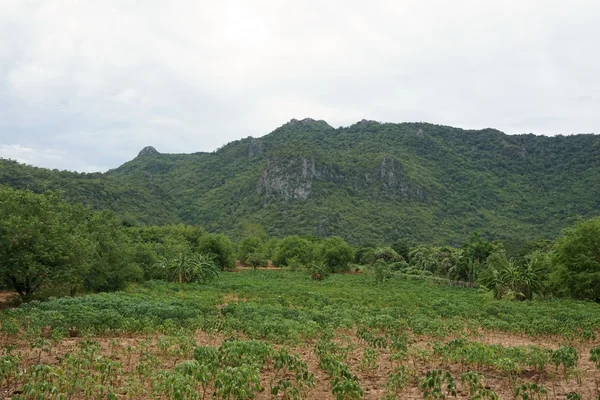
left=1, top=0, right=599, bottom=172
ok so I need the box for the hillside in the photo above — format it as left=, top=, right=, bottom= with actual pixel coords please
left=2, top=119, right=600, bottom=245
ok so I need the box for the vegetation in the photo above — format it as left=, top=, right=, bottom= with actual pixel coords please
left=552, top=216, right=600, bottom=301
left=238, top=236, right=268, bottom=269
left=272, top=236, right=312, bottom=268
left=479, top=251, right=546, bottom=300
left=0, top=187, right=141, bottom=301
left=2, top=127, right=600, bottom=398
left=317, top=237, right=354, bottom=273
left=155, top=253, right=219, bottom=284
left=197, top=234, right=236, bottom=271
left=1, top=120, right=600, bottom=245
left=2, top=185, right=600, bottom=306
left=2, top=269, right=600, bottom=398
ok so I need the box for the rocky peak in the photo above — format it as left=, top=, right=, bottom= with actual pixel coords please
left=357, top=119, right=380, bottom=126
left=247, top=137, right=264, bottom=157
left=137, top=146, right=160, bottom=157
left=285, top=118, right=333, bottom=129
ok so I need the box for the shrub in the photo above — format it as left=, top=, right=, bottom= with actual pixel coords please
left=273, top=236, right=312, bottom=267
left=308, top=263, right=330, bottom=281
left=197, top=234, right=235, bottom=270
left=238, top=236, right=265, bottom=265
left=318, top=237, right=354, bottom=273
left=154, top=253, right=219, bottom=284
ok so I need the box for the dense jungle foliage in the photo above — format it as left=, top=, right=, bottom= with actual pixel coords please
left=1, top=119, right=600, bottom=245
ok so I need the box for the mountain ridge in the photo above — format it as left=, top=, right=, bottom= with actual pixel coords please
left=2, top=119, right=599, bottom=245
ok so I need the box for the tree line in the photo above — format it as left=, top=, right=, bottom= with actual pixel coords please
left=1, top=186, right=599, bottom=303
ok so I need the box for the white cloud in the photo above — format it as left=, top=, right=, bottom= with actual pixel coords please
left=0, top=144, right=110, bottom=172
left=0, top=144, right=59, bottom=166
left=0, top=0, right=599, bottom=171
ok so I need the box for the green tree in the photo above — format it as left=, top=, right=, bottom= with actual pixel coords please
left=354, top=245, right=376, bottom=265
left=272, top=236, right=312, bottom=267
left=409, top=246, right=438, bottom=272
left=239, top=222, right=268, bottom=241
left=197, top=234, right=235, bottom=271
left=82, top=211, right=142, bottom=294
left=125, top=225, right=204, bottom=279
left=391, top=239, right=411, bottom=262
left=264, top=238, right=280, bottom=262
left=450, top=233, right=496, bottom=283
left=372, top=247, right=403, bottom=264
left=552, top=217, right=600, bottom=301
left=0, top=188, right=89, bottom=301
left=238, top=236, right=266, bottom=265
left=318, top=236, right=354, bottom=273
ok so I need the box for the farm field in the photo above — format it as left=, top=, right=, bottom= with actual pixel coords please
left=2, top=270, right=600, bottom=399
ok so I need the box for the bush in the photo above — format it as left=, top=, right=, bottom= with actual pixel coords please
left=238, top=236, right=268, bottom=269
left=198, top=234, right=235, bottom=271
left=238, top=236, right=265, bottom=264
left=155, top=253, right=219, bottom=283
left=372, top=260, right=393, bottom=284
left=318, top=237, right=354, bottom=273
left=308, top=263, right=330, bottom=281
left=246, top=252, right=268, bottom=269
left=366, top=247, right=403, bottom=265
left=273, top=236, right=312, bottom=267
left=354, top=246, right=376, bottom=264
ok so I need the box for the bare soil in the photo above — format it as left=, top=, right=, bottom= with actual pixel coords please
left=0, top=292, right=19, bottom=309
left=2, top=329, right=599, bottom=399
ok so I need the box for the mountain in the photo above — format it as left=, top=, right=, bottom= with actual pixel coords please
left=2, top=119, right=600, bottom=245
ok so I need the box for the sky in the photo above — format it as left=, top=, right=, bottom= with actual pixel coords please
left=1, top=1, right=599, bottom=172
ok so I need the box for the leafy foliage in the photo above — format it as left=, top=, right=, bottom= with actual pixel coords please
left=317, top=236, right=354, bottom=273
left=2, top=121, right=600, bottom=245
left=308, top=263, right=329, bottom=281
left=238, top=236, right=267, bottom=268
left=198, top=234, right=235, bottom=271
left=419, top=369, right=457, bottom=399
left=273, top=236, right=313, bottom=267
left=479, top=251, right=546, bottom=300
left=552, top=216, right=600, bottom=301
left=0, top=187, right=141, bottom=300
left=2, top=270, right=600, bottom=397
left=155, top=253, right=219, bottom=284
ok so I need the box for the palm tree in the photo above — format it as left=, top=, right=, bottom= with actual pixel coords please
left=155, top=253, right=219, bottom=284
left=479, top=251, right=545, bottom=301
left=519, top=255, right=547, bottom=300
left=478, top=267, right=507, bottom=300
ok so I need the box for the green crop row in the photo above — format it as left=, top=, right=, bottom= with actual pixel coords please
left=2, top=272, right=600, bottom=344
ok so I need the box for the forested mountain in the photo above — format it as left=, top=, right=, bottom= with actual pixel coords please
left=2, top=118, right=599, bottom=245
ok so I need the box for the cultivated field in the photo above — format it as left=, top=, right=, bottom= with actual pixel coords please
left=1, top=270, right=600, bottom=399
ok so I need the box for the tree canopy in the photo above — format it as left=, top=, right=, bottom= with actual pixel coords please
left=0, top=187, right=142, bottom=300
left=553, top=217, right=600, bottom=301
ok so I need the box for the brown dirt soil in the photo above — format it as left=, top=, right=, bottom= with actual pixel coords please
left=235, top=266, right=282, bottom=271
left=0, top=292, right=19, bottom=309
left=235, top=260, right=281, bottom=271
left=1, top=329, right=599, bottom=399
